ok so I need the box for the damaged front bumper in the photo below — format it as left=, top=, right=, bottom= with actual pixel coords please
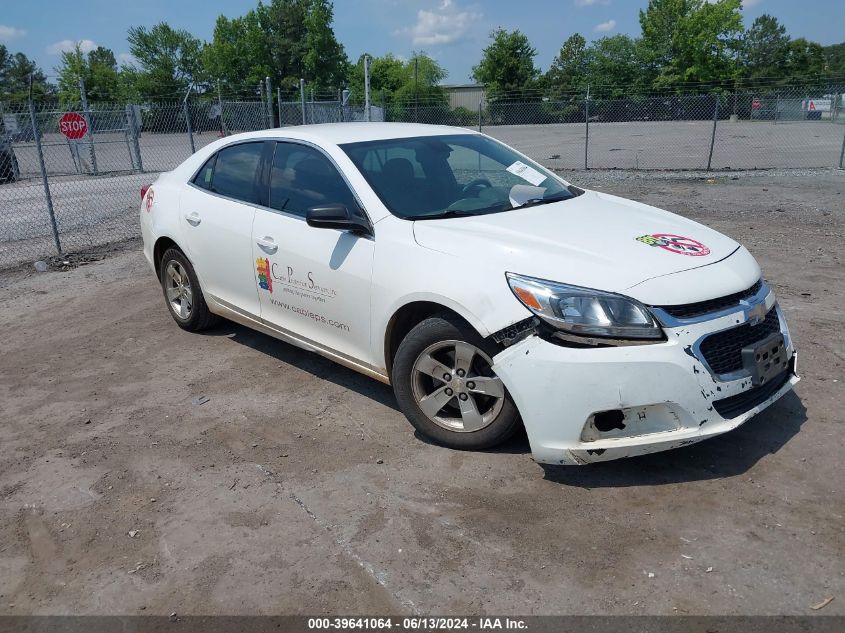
left=491, top=299, right=799, bottom=466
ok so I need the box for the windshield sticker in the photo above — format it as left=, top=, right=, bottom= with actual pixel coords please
left=506, top=161, right=547, bottom=187
left=635, top=234, right=711, bottom=256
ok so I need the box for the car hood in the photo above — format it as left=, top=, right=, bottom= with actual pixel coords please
left=412, top=190, right=740, bottom=298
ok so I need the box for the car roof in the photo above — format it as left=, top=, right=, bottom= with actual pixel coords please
left=227, top=122, right=480, bottom=146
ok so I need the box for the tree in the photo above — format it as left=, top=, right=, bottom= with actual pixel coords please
left=347, top=52, right=447, bottom=113
left=584, top=35, right=642, bottom=98
left=203, top=0, right=349, bottom=95
left=0, top=45, right=51, bottom=101
left=303, top=0, right=348, bottom=90
left=472, top=28, right=539, bottom=101
left=741, top=14, right=790, bottom=85
left=56, top=44, right=122, bottom=103
left=393, top=53, right=448, bottom=107
left=125, top=22, right=204, bottom=99
left=823, top=42, right=845, bottom=75
left=638, top=0, right=743, bottom=91
left=784, top=38, right=827, bottom=86
left=545, top=34, right=588, bottom=99
left=203, top=12, right=272, bottom=92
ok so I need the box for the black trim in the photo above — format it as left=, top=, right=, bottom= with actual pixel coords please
left=257, top=140, right=275, bottom=208
left=659, top=279, right=763, bottom=320
left=699, top=307, right=780, bottom=375
left=712, top=360, right=794, bottom=419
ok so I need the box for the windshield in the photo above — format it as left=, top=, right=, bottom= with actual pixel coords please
left=340, top=134, right=574, bottom=220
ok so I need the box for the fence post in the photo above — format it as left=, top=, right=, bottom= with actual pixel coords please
left=839, top=127, right=845, bottom=169
left=300, top=78, right=306, bottom=125
left=128, top=105, right=144, bottom=172
left=265, top=76, right=273, bottom=127
left=217, top=79, right=227, bottom=136
left=79, top=77, right=98, bottom=175
left=183, top=83, right=195, bottom=154
left=28, top=90, right=62, bottom=256
left=277, top=87, right=282, bottom=127
left=584, top=86, right=590, bottom=170
left=364, top=55, right=371, bottom=122
left=478, top=100, right=482, bottom=132
left=707, top=93, right=719, bottom=171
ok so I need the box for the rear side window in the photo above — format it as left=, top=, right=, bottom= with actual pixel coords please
left=192, top=154, right=216, bottom=190
left=206, top=142, right=263, bottom=203
left=269, top=142, right=357, bottom=217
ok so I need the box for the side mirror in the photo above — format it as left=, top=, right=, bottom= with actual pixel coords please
left=306, top=204, right=372, bottom=236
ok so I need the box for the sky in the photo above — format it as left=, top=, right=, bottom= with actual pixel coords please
left=0, top=0, right=842, bottom=85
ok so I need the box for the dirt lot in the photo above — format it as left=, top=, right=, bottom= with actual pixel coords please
left=0, top=171, right=843, bottom=616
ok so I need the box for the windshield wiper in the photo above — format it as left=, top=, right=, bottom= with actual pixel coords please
left=410, top=204, right=510, bottom=221
left=514, top=193, right=573, bottom=210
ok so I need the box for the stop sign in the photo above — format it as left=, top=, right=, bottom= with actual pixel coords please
left=59, top=112, right=88, bottom=140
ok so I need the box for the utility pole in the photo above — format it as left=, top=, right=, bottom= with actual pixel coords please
left=414, top=56, right=419, bottom=123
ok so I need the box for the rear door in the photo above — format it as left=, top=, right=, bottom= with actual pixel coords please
left=179, top=140, right=268, bottom=317
left=252, top=141, right=375, bottom=364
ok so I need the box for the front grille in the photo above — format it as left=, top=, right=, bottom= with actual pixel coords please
left=699, top=308, right=781, bottom=375
left=659, top=280, right=763, bottom=320
left=712, top=366, right=792, bottom=419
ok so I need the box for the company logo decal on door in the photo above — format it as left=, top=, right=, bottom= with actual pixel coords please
left=256, top=258, right=273, bottom=293
left=635, top=233, right=711, bottom=256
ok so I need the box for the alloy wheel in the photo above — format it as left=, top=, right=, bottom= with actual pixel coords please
left=410, top=340, right=505, bottom=432
left=165, top=260, right=193, bottom=320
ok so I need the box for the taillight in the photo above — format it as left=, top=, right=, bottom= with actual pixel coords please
left=140, top=184, right=151, bottom=201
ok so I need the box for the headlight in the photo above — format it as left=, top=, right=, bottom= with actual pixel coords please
left=506, top=273, right=663, bottom=340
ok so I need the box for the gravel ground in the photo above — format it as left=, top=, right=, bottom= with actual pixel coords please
left=0, top=171, right=842, bottom=616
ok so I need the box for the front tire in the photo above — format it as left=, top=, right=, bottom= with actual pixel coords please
left=392, top=314, right=520, bottom=450
left=159, top=248, right=218, bottom=332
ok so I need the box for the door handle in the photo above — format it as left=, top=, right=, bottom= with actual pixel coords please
left=256, top=236, right=278, bottom=254
left=184, top=211, right=201, bottom=226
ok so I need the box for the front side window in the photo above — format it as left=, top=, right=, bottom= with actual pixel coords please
left=341, top=134, right=574, bottom=220
left=207, top=142, right=263, bottom=203
left=269, top=142, right=357, bottom=217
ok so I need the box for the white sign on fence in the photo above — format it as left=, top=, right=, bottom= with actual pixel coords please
left=2, top=114, right=19, bottom=134
left=803, top=99, right=832, bottom=112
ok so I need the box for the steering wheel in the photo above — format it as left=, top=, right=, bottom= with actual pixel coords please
left=461, top=178, right=492, bottom=196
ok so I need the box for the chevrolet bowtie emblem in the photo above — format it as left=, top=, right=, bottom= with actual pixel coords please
left=740, top=298, right=767, bottom=326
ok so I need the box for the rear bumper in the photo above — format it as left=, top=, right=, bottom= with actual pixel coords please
left=491, top=303, right=798, bottom=466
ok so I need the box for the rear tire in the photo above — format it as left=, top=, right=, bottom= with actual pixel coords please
left=159, top=248, right=218, bottom=332
left=392, top=314, right=520, bottom=450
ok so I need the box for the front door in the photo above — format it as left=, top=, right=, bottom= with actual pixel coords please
left=180, top=141, right=265, bottom=317
left=252, top=141, right=375, bottom=365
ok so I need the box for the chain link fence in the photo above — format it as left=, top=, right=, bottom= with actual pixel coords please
left=2, top=84, right=844, bottom=269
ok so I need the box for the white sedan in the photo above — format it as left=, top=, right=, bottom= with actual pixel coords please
left=140, top=123, right=799, bottom=466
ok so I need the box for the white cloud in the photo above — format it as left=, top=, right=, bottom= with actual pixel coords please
left=594, top=19, right=617, bottom=32
left=399, top=0, right=482, bottom=46
left=575, top=0, right=609, bottom=6
left=47, top=39, right=97, bottom=55
left=117, top=52, right=136, bottom=65
left=0, top=25, right=27, bottom=42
